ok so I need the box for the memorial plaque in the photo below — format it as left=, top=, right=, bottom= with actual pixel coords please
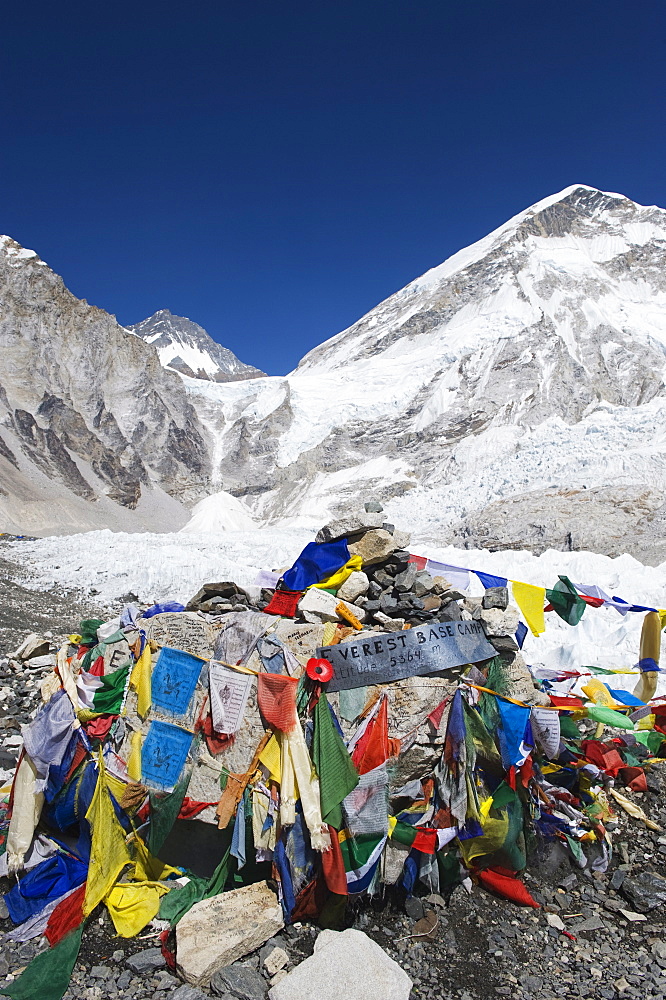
left=144, top=612, right=218, bottom=659
left=317, top=620, right=496, bottom=692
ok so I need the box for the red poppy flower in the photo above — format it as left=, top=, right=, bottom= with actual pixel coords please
left=305, top=658, right=333, bottom=683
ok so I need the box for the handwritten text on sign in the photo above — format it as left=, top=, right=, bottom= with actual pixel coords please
left=317, top=620, right=496, bottom=691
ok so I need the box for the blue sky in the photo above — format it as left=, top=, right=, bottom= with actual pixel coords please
left=3, top=1, right=665, bottom=374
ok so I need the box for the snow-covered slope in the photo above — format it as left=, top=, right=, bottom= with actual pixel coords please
left=6, top=527, right=666, bottom=694
left=129, top=309, right=264, bottom=383
left=180, top=185, right=666, bottom=559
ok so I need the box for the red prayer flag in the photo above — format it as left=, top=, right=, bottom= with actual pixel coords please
left=321, top=828, right=348, bottom=895
left=263, top=589, right=303, bottom=618
left=351, top=698, right=399, bottom=774
left=476, top=868, right=540, bottom=908
left=427, top=698, right=449, bottom=731
left=45, top=883, right=86, bottom=946
left=257, top=673, right=299, bottom=732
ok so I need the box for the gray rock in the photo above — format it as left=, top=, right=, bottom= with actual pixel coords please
left=404, top=897, right=425, bottom=920
left=90, top=965, right=113, bottom=979
left=211, top=964, right=267, bottom=999
left=348, top=529, right=401, bottom=567
left=364, top=500, right=384, bottom=513
left=394, top=564, right=417, bottom=593
left=337, top=572, right=369, bottom=603
left=126, top=949, right=167, bottom=974
left=482, top=587, right=509, bottom=610
left=315, top=513, right=384, bottom=544
left=176, top=880, right=284, bottom=986
left=172, top=988, right=209, bottom=1000
left=622, top=872, right=666, bottom=912
left=412, top=571, right=435, bottom=597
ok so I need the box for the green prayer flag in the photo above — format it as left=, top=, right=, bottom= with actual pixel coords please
left=586, top=704, right=634, bottom=730
left=546, top=576, right=586, bottom=626
left=158, top=845, right=232, bottom=927
left=78, top=619, right=104, bottom=645
left=559, top=714, right=581, bottom=740
left=311, top=694, right=359, bottom=829
left=0, top=926, right=83, bottom=1000
left=148, top=767, right=191, bottom=856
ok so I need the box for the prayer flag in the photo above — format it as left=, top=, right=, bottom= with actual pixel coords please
left=150, top=647, right=203, bottom=716
left=76, top=662, right=130, bottom=715
left=475, top=571, right=508, bottom=590
left=511, top=581, right=546, bottom=637
left=546, top=576, right=586, bottom=626
left=282, top=539, right=351, bottom=591
left=83, top=753, right=132, bottom=916
left=311, top=694, right=359, bottom=829
left=140, top=721, right=193, bottom=789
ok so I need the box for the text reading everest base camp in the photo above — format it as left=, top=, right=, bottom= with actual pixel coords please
left=317, top=620, right=497, bottom=692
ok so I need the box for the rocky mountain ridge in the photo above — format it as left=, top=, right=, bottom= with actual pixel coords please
left=128, top=309, right=264, bottom=383
left=0, top=235, right=211, bottom=535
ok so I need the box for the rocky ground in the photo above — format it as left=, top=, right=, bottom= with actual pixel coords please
left=1, top=540, right=666, bottom=1000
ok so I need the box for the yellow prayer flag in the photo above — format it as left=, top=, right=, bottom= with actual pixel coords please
left=511, top=581, right=546, bottom=637
left=129, top=644, right=152, bottom=719
left=83, top=752, right=132, bottom=916
left=127, top=730, right=142, bottom=782
left=581, top=678, right=616, bottom=707
left=312, top=555, right=363, bottom=591
left=258, top=734, right=282, bottom=783
left=105, top=881, right=170, bottom=937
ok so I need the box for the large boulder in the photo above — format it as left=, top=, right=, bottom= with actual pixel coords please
left=176, top=881, right=284, bottom=986
left=268, top=928, right=412, bottom=1000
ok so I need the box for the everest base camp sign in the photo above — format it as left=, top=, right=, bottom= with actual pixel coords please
left=317, top=620, right=496, bottom=692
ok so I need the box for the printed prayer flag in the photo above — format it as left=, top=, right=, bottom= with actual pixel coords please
left=141, top=720, right=193, bottom=789
left=150, top=646, right=203, bottom=716
left=208, top=661, right=253, bottom=734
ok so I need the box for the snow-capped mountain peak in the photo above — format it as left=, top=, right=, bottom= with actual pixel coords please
left=128, top=309, right=264, bottom=383
left=176, top=184, right=666, bottom=563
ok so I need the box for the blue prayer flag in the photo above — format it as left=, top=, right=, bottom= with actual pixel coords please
left=475, top=571, right=508, bottom=590
left=151, top=646, right=203, bottom=715
left=282, top=539, right=350, bottom=591
left=141, top=720, right=193, bottom=789
left=496, top=698, right=531, bottom=769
